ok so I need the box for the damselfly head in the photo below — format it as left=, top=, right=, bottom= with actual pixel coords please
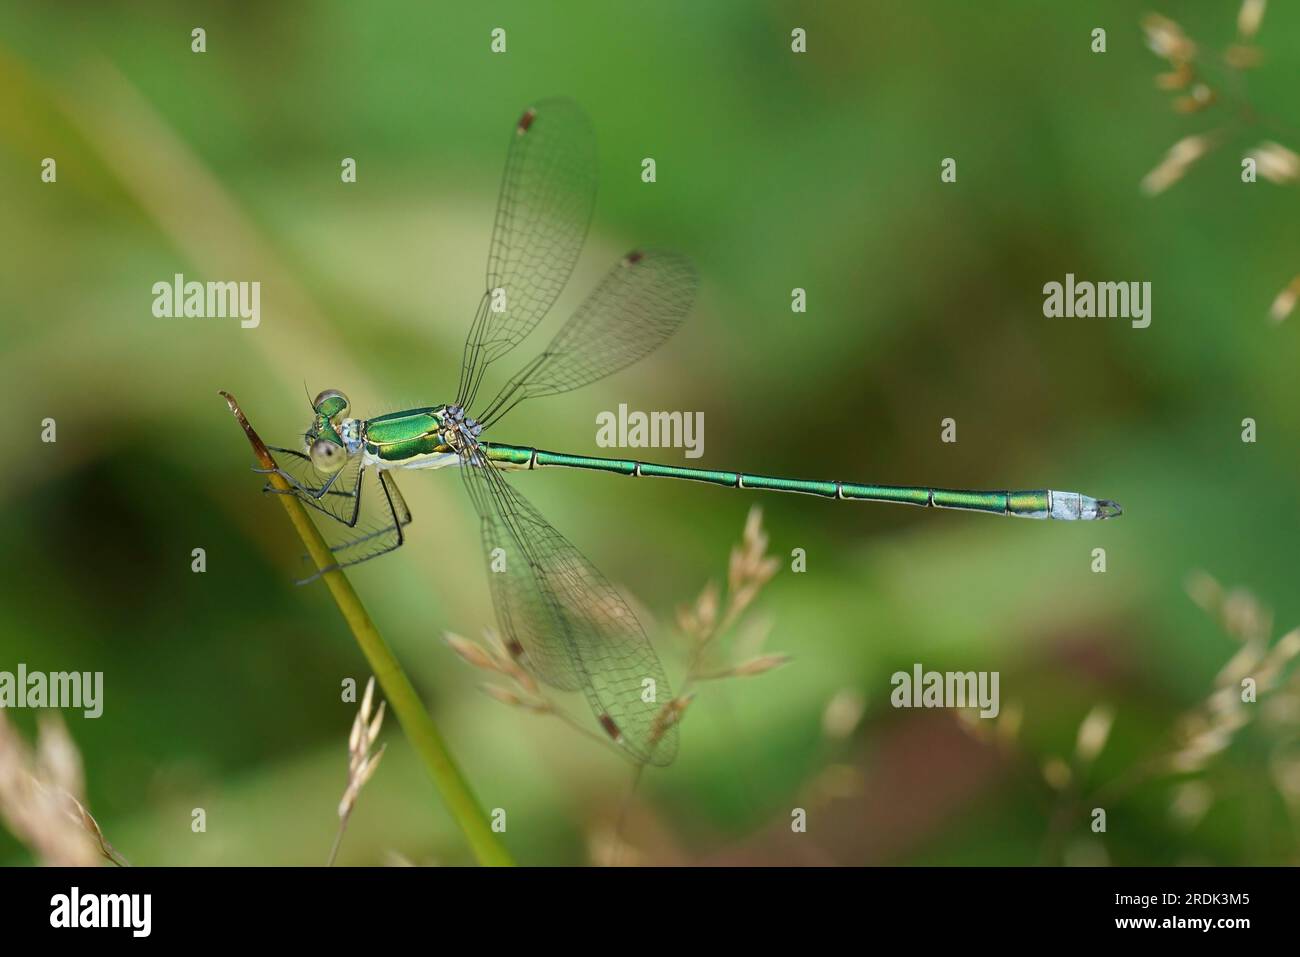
left=303, top=389, right=356, bottom=472
left=313, top=389, right=350, bottom=419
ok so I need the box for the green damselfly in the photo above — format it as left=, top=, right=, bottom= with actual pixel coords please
left=260, top=99, right=1121, bottom=767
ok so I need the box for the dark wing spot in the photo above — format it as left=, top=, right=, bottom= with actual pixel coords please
left=598, top=713, right=623, bottom=742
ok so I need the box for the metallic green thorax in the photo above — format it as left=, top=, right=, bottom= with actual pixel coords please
left=364, top=408, right=449, bottom=461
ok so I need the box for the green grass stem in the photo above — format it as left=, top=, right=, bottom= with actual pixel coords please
left=221, top=391, right=514, bottom=867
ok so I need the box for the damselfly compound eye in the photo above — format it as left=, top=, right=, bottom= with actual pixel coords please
left=309, top=438, right=346, bottom=473
left=313, top=389, right=350, bottom=419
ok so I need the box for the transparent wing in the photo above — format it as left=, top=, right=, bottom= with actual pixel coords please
left=473, top=250, right=697, bottom=429
left=456, top=98, right=598, bottom=410
left=262, top=449, right=412, bottom=577
left=461, top=462, right=583, bottom=693
left=460, top=449, right=679, bottom=766
left=325, top=470, right=412, bottom=569
left=262, top=446, right=363, bottom=525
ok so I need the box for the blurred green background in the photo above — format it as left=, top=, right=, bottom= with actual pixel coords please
left=3, top=1, right=1300, bottom=866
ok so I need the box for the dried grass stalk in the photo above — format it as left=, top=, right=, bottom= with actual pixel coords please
left=328, top=677, right=387, bottom=865
left=0, top=712, right=124, bottom=866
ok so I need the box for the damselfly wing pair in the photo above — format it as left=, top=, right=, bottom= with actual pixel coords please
left=259, top=99, right=1121, bottom=767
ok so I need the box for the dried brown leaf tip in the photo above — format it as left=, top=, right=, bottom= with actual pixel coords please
left=0, top=711, right=124, bottom=866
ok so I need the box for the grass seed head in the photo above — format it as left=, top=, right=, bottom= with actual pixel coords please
left=447, top=629, right=540, bottom=694
left=1173, top=83, right=1216, bottom=113
left=444, top=631, right=502, bottom=672
left=1185, top=570, right=1223, bottom=612
left=1215, top=637, right=1268, bottom=688
left=822, top=689, right=867, bottom=740
left=1221, top=585, right=1271, bottom=643
left=1225, top=43, right=1264, bottom=69
left=0, top=712, right=103, bottom=866
left=676, top=581, right=720, bottom=643
left=649, top=694, right=693, bottom=746
left=339, top=677, right=387, bottom=819
left=1142, top=134, right=1216, bottom=195
left=1142, top=14, right=1196, bottom=63
left=478, top=683, right=551, bottom=713
left=1251, top=142, right=1300, bottom=183
left=1156, top=61, right=1194, bottom=91
left=729, top=506, right=780, bottom=600
left=1170, top=780, right=1215, bottom=827
left=726, top=653, right=792, bottom=678
left=1075, top=704, right=1115, bottom=765
left=955, top=706, right=992, bottom=743
left=996, top=700, right=1023, bottom=746
left=1238, top=0, right=1267, bottom=40
left=811, top=763, right=866, bottom=801
left=1042, top=757, right=1072, bottom=790
left=1270, top=276, right=1300, bottom=323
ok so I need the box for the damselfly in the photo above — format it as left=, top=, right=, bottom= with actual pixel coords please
left=260, top=99, right=1121, bottom=767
